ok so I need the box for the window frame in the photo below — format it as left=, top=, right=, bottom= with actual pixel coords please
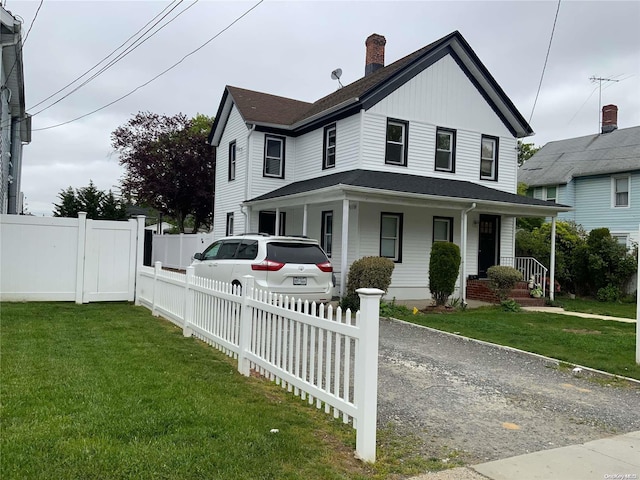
left=225, top=212, right=234, bottom=236
left=263, top=134, right=286, bottom=178
left=321, top=210, right=333, bottom=257
left=433, top=216, right=454, bottom=243
left=435, top=127, right=456, bottom=173
left=385, top=118, right=409, bottom=166
left=379, top=212, right=403, bottom=262
left=228, top=140, right=236, bottom=181
left=322, top=124, right=336, bottom=170
left=612, top=175, right=630, bottom=208
left=480, top=135, right=499, bottom=181
left=545, top=185, right=557, bottom=203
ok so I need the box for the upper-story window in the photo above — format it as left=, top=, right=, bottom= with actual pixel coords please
left=435, top=128, right=456, bottom=172
left=323, top=124, right=336, bottom=169
left=613, top=176, right=629, bottom=207
left=380, top=212, right=403, bottom=262
left=263, top=135, right=285, bottom=178
left=385, top=118, right=408, bottom=166
left=228, top=141, right=236, bottom=181
left=545, top=186, right=557, bottom=203
left=480, top=135, right=499, bottom=181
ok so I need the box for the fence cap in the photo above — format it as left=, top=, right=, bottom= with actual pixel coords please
left=356, top=288, right=385, bottom=297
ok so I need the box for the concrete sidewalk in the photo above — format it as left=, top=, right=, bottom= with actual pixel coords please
left=522, top=306, right=637, bottom=324
left=473, top=430, right=640, bottom=480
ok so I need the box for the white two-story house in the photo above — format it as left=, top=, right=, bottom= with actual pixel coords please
left=208, top=31, right=570, bottom=301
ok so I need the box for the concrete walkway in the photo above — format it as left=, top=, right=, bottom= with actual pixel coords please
left=521, top=306, right=637, bottom=323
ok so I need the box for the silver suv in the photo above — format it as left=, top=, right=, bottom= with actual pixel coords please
left=191, top=234, right=334, bottom=303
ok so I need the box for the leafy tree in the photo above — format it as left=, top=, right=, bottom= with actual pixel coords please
left=517, top=141, right=540, bottom=166
left=111, top=112, right=215, bottom=233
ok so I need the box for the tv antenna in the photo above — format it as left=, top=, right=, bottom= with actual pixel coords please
left=331, top=68, right=343, bottom=89
left=590, top=75, right=619, bottom=131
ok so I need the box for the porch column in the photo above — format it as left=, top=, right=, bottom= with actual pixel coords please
left=549, top=216, right=557, bottom=301
left=460, top=203, right=476, bottom=305
left=340, top=199, right=350, bottom=297
left=302, top=204, right=308, bottom=236
left=275, top=207, right=280, bottom=235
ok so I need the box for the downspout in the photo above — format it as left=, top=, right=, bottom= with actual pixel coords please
left=241, top=124, right=256, bottom=232
left=460, top=202, right=477, bottom=305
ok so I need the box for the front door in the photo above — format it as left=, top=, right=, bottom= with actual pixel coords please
left=478, top=214, right=500, bottom=278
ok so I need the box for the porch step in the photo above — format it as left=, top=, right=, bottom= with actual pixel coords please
left=514, top=297, right=546, bottom=307
left=466, top=278, right=546, bottom=307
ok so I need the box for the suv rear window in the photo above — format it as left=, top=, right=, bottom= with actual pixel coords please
left=266, top=242, right=328, bottom=264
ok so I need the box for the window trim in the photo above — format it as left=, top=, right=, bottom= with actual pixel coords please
left=385, top=118, right=409, bottom=166
left=263, top=134, right=286, bottom=178
left=321, top=210, right=333, bottom=257
left=379, top=212, right=403, bottom=262
left=433, top=216, right=454, bottom=243
left=480, top=135, right=499, bottom=181
left=435, top=127, right=456, bottom=173
left=225, top=212, right=234, bottom=236
left=545, top=185, right=557, bottom=203
left=228, top=140, right=236, bottom=181
left=322, top=124, right=336, bottom=170
left=612, top=175, right=630, bottom=208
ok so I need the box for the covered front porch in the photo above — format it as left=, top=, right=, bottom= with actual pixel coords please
left=241, top=170, right=571, bottom=303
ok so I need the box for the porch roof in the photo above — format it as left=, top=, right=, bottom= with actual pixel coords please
left=246, top=169, right=571, bottom=216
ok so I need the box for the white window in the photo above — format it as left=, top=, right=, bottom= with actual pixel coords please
left=545, top=186, right=557, bottom=203
left=480, top=135, right=498, bottom=180
left=228, top=141, right=236, bottom=181
left=264, top=135, right=285, bottom=178
left=385, top=119, right=408, bottom=166
left=435, top=128, right=455, bottom=172
left=613, top=176, right=629, bottom=207
left=323, top=124, right=336, bottom=169
left=433, top=217, right=453, bottom=242
left=612, top=234, right=628, bottom=247
left=380, top=213, right=403, bottom=262
left=226, top=212, right=234, bottom=236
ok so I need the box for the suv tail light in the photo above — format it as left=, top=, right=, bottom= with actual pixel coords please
left=251, top=259, right=284, bottom=271
left=316, top=261, right=333, bottom=272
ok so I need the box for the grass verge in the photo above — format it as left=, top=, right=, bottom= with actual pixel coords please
left=1, top=302, right=452, bottom=480
left=551, top=295, right=637, bottom=319
left=386, top=304, right=640, bottom=381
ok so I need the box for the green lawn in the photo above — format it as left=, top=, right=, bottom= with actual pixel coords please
left=0, top=302, right=441, bottom=480
left=387, top=304, right=640, bottom=381
left=552, top=295, right=637, bottom=319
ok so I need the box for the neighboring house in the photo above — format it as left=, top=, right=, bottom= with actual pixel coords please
left=0, top=5, right=30, bottom=214
left=207, top=31, right=569, bottom=301
left=519, top=105, right=640, bottom=249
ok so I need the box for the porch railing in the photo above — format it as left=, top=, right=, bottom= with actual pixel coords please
left=500, top=256, right=548, bottom=297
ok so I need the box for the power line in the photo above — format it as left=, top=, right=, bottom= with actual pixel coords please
left=528, top=0, right=561, bottom=125
left=29, top=0, right=194, bottom=113
left=33, top=0, right=265, bottom=132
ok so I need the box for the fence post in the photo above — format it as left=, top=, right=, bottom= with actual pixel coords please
left=183, top=266, right=194, bottom=337
left=151, top=261, right=162, bottom=317
left=237, top=275, right=255, bottom=376
left=354, top=287, right=384, bottom=463
left=75, top=212, right=87, bottom=304
left=134, top=215, right=146, bottom=304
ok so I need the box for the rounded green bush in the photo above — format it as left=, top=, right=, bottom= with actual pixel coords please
left=487, top=265, right=523, bottom=301
left=340, top=256, right=395, bottom=310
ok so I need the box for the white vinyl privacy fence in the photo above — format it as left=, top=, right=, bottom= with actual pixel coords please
left=136, top=262, right=382, bottom=462
left=152, top=232, right=214, bottom=270
left=0, top=213, right=144, bottom=302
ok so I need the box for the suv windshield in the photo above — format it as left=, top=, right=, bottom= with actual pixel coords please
left=266, top=242, right=328, bottom=264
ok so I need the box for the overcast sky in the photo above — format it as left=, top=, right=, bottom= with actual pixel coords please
left=7, top=0, right=640, bottom=216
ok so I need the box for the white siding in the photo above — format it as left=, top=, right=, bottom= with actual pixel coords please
left=214, top=105, right=248, bottom=238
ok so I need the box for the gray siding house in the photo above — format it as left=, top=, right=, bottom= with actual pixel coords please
left=208, top=31, right=569, bottom=301
left=519, top=105, right=640, bottom=249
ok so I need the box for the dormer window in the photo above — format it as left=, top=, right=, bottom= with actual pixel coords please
left=323, top=124, right=336, bottom=169
left=263, top=135, right=285, bottom=178
left=385, top=118, right=408, bottom=166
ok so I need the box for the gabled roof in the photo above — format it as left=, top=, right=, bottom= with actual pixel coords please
left=246, top=169, right=570, bottom=215
left=209, top=31, right=533, bottom=145
left=518, top=126, right=640, bottom=187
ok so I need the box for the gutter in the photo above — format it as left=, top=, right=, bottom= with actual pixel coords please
left=241, top=124, right=256, bottom=231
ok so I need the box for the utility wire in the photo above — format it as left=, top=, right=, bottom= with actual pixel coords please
left=29, top=0, right=192, bottom=112
left=33, top=0, right=265, bottom=132
left=528, top=0, right=561, bottom=125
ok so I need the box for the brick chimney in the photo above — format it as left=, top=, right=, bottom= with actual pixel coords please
left=601, top=104, right=618, bottom=134
left=365, top=34, right=386, bottom=76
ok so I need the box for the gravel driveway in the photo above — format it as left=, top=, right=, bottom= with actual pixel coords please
left=377, top=317, right=640, bottom=464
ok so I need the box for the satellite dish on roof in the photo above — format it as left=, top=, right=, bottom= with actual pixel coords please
left=331, top=68, right=344, bottom=88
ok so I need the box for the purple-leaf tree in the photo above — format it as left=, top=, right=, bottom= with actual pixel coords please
left=111, top=112, right=215, bottom=233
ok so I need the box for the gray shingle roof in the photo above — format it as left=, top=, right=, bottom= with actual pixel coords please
left=248, top=169, right=568, bottom=210
left=518, top=126, right=640, bottom=187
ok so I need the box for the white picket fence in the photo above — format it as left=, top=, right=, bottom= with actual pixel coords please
left=136, top=262, right=382, bottom=462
